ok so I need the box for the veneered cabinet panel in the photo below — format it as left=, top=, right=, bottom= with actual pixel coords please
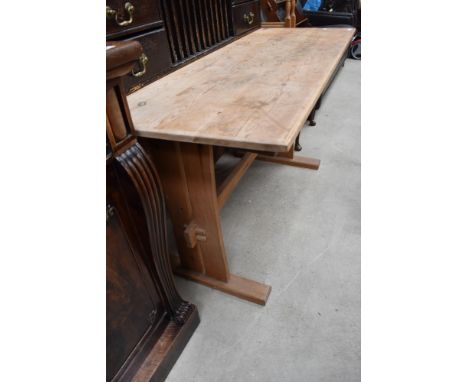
left=106, top=207, right=163, bottom=381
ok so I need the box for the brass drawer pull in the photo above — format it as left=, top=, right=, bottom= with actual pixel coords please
left=132, top=54, right=149, bottom=77
left=106, top=2, right=135, bottom=27
left=244, top=12, right=255, bottom=25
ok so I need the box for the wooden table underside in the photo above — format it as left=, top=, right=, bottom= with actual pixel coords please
left=134, top=28, right=355, bottom=305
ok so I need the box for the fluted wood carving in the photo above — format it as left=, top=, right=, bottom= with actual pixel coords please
left=116, top=143, right=192, bottom=324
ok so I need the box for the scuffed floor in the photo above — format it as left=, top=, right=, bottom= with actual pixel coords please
left=166, top=59, right=361, bottom=382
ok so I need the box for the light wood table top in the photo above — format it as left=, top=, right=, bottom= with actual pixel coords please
left=128, top=27, right=355, bottom=152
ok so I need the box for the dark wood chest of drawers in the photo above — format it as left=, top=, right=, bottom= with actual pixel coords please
left=106, top=0, right=261, bottom=94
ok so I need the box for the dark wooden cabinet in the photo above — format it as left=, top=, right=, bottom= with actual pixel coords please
left=107, top=40, right=199, bottom=382
left=106, top=0, right=260, bottom=94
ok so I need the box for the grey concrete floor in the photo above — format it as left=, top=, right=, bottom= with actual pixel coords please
left=167, top=59, right=361, bottom=382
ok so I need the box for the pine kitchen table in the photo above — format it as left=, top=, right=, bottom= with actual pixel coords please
left=128, top=27, right=355, bottom=305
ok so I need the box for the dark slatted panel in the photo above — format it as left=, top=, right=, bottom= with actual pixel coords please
left=161, top=0, right=233, bottom=64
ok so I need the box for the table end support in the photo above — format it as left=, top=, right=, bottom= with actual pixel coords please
left=256, top=155, right=320, bottom=170
left=175, top=267, right=272, bottom=305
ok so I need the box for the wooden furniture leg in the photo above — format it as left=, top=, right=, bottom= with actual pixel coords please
left=308, top=108, right=317, bottom=126
left=315, top=95, right=322, bottom=110
left=294, top=134, right=302, bottom=151
left=142, top=139, right=272, bottom=305
left=284, top=0, right=292, bottom=27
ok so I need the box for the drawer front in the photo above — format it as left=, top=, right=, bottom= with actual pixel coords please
left=106, top=0, right=163, bottom=38
left=232, top=0, right=261, bottom=36
left=123, top=28, right=173, bottom=94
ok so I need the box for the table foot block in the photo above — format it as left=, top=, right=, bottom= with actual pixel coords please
left=256, top=155, right=320, bottom=170
left=175, top=268, right=271, bottom=305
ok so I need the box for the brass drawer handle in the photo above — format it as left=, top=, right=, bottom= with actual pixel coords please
left=106, top=2, right=135, bottom=27
left=244, top=12, right=255, bottom=25
left=132, top=53, right=148, bottom=77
